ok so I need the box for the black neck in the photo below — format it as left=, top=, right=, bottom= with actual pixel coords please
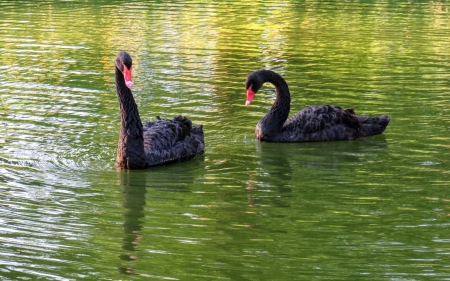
left=115, top=67, right=147, bottom=169
left=259, top=70, right=291, bottom=132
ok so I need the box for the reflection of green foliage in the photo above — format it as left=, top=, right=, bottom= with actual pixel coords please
left=1, top=2, right=450, bottom=280
left=0, top=95, right=7, bottom=114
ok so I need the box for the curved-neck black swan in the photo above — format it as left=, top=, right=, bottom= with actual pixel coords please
left=245, top=69, right=390, bottom=142
left=115, top=52, right=204, bottom=169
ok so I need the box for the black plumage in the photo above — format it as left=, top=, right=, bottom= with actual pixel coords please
left=115, top=52, right=204, bottom=169
left=245, top=69, right=390, bottom=142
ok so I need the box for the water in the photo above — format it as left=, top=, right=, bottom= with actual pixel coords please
left=1, top=1, right=450, bottom=280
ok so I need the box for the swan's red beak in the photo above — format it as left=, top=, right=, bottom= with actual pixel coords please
left=246, top=87, right=255, bottom=106
left=123, top=65, right=133, bottom=89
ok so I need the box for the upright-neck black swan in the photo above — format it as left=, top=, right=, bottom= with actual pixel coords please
left=245, top=69, right=390, bottom=142
left=115, top=52, right=204, bottom=169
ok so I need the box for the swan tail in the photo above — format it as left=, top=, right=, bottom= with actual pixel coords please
left=357, top=115, right=391, bottom=138
left=191, top=124, right=205, bottom=155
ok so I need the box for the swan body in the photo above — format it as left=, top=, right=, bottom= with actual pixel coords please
left=115, top=52, right=204, bottom=169
left=245, top=69, right=390, bottom=142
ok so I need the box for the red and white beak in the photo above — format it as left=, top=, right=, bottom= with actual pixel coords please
left=123, top=64, right=133, bottom=89
left=246, top=86, right=255, bottom=106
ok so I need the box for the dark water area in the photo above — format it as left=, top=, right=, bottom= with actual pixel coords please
left=1, top=1, right=449, bottom=280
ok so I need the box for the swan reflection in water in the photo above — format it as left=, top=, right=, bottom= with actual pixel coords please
left=117, top=161, right=203, bottom=276
left=118, top=170, right=147, bottom=275
left=246, top=135, right=389, bottom=207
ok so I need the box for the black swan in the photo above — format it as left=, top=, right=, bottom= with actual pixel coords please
left=245, top=69, right=390, bottom=142
left=115, top=51, right=204, bottom=169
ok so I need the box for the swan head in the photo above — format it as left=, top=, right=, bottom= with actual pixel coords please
left=115, top=52, right=134, bottom=89
left=245, top=70, right=265, bottom=106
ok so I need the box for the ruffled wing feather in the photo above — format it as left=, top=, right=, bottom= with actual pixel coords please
left=143, top=115, right=204, bottom=166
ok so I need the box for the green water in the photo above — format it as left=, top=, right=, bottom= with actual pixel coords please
left=1, top=1, right=449, bottom=280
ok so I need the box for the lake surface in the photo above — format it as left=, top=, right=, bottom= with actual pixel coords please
left=1, top=1, right=450, bottom=280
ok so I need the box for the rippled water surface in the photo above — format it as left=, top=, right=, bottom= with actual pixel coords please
left=1, top=1, right=450, bottom=280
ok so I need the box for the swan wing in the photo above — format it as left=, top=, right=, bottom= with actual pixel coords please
left=282, top=105, right=361, bottom=141
left=142, top=116, right=204, bottom=166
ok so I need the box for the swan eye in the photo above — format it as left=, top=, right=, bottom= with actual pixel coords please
left=121, top=62, right=132, bottom=71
